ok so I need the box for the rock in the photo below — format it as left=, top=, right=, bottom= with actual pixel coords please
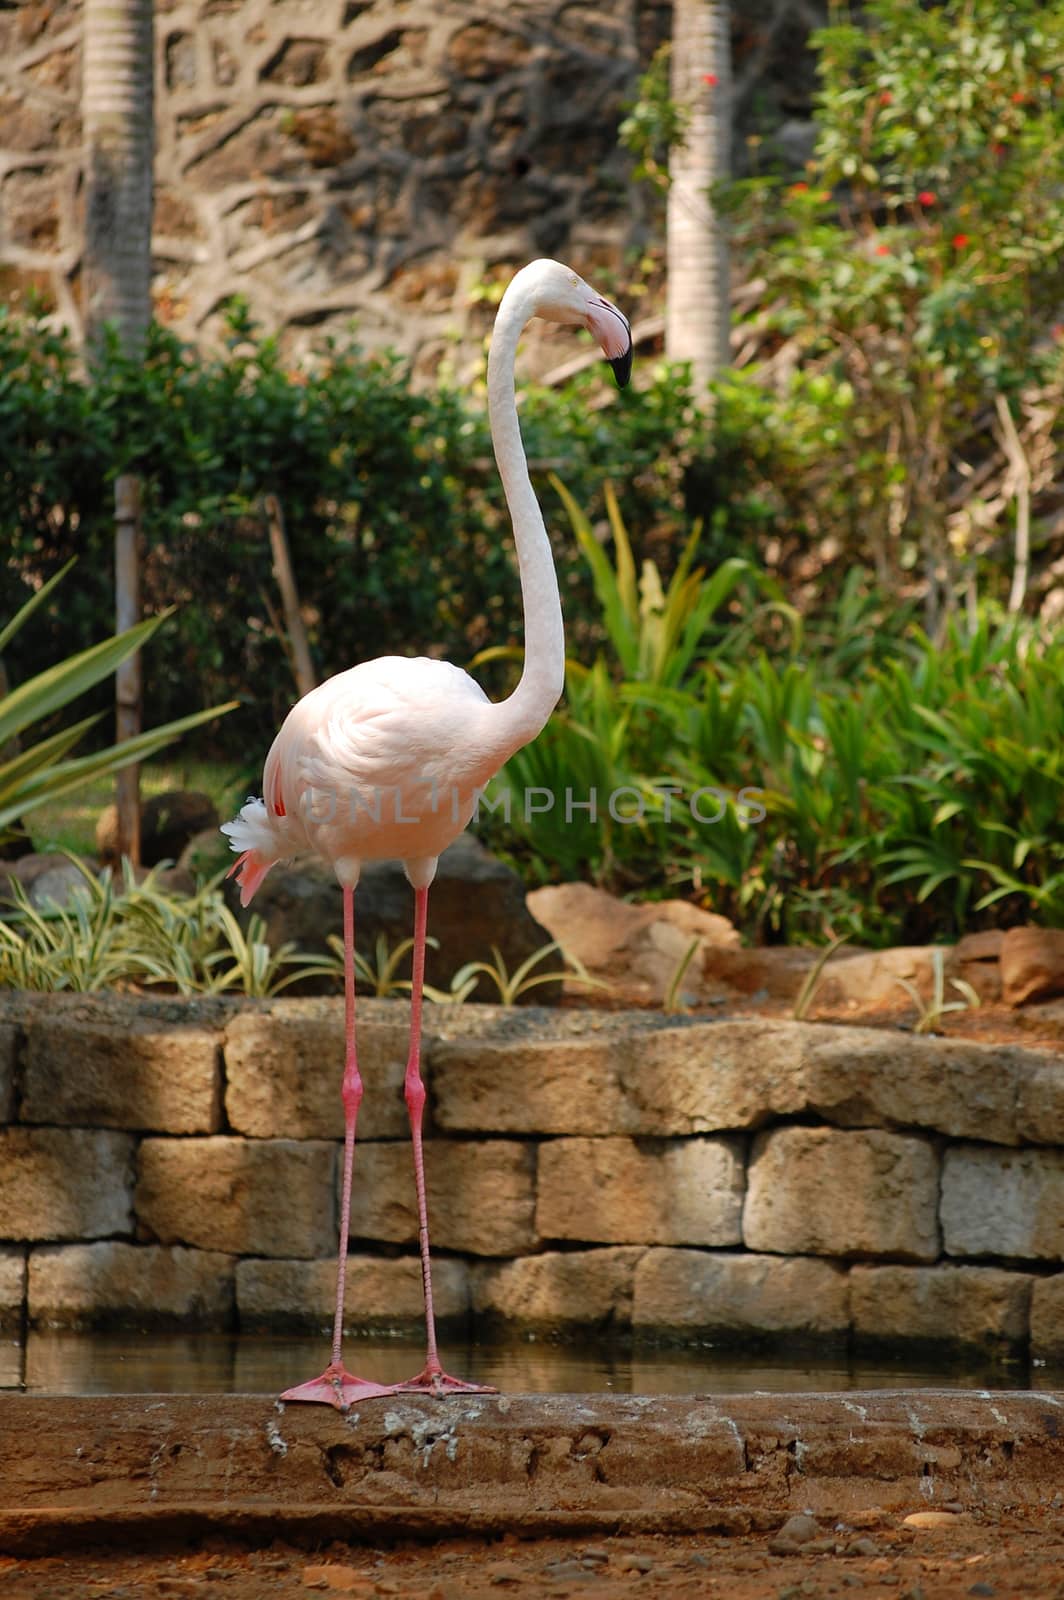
left=940, top=1146, right=1064, bottom=1260
left=776, top=1513, right=822, bottom=1545
left=743, top=1126, right=941, bottom=1261
left=902, top=1511, right=966, bottom=1529
left=96, top=790, right=220, bottom=868
left=236, top=1253, right=469, bottom=1332
left=0, top=1246, right=25, bottom=1332
left=180, top=826, right=233, bottom=879
left=0, top=1128, right=134, bottom=1240
left=527, top=881, right=738, bottom=1006
left=471, top=1247, right=642, bottom=1330
left=241, top=833, right=558, bottom=1001
left=27, top=1242, right=235, bottom=1329
left=632, top=1249, right=850, bottom=1340
left=21, top=1013, right=221, bottom=1133
left=345, top=1139, right=536, bottom=1256
left=700, top=943, right=828, bottom=1001
left=1000, top=926, right=1064, bottom=1006
left=0, top=851, right=96, bottom=912
left=537, top=1135, right=745, bottom=1247
left=812, top=946, right=958, bottom=1009
left=1029, top=1272, right=1064, bottom=1362
left=136, top=1136, right=337, bottom=1257
left=849, top=1263, right=1032, bottom=1353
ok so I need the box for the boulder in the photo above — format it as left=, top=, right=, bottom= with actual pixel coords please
left=527, top=881, right=739, bottom=1006
left=232, top=832, right=559, bottom=1002
left=1000, top=926, right=1064, bottom=1007
left=96, top=790, right=219, bottom=868
left=0, top=851, right=96, bottom=912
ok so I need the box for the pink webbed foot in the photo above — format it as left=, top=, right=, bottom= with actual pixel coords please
left=393, top=1365, right=497, bottom=1398
left=280, top=1363, right=397, bottom=1411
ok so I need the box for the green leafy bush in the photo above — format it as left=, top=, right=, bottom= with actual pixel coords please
left=482, top=495, right=1064, bottom=945
left=0, top=305, right=698, bottom=750
left=0, top=562, right=230, bottom=848
left=718, top=0, right=1064, bottom=624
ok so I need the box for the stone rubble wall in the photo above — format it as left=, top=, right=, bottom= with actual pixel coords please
left=0, top=0, right=825, bottom=373
left=1, top=991, right=1062, bottom=1363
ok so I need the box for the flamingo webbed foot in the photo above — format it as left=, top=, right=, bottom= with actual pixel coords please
left=280, top=1363, right=397, bottom=1410
left=393, top=1366, right=497, bottom=1397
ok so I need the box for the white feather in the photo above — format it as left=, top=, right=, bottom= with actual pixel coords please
left=220, top=797, right=286, bottom=858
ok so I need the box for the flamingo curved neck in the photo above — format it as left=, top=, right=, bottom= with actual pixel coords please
left=485, top=279, right=566, bottom=757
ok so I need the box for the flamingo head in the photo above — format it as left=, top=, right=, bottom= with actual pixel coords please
left=519, top=258, right=633, bottom=387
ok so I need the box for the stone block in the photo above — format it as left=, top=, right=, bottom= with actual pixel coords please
left=432, top=1037, right=625, bottom=1136
left=21, top=1018, right=221, bottom=1133
left=431, top=1020, right=1035, bottom=1146
left=632, top=1249, right=850, bottom=1338
left=0, top=1128, right=134, bottom=1239
left=850, top=1264, right=1032, bottom=1351
left=471, top=1247, right=643, bottom=1329
left=1016, top=1063, right=1064, bottom=1145
left=536, top=1136, right=744, bottom=1247
left=345, top=1140, right=535, bottom=1256
left=941, top=1146, right=1064, bottom=1261
left=236, top=1253, right=469, bottom=1331
left=0, top=1246, right=25, bottom=1330
left=224, top=1011, right=409, bottom=1139
left=797, top=1029, right=1026, bottom=1145
left=1000, top=925, right=1064, bottom=1005
left=434, top=1022, right=810, bottom=1138
left=1030, top=1273, right=1064, bottom=1362
left=0, top=1023, right=16, bottom=1122
left=136, top=1136, right=336, bottom=1258
left=743, top=1127, right=940, bottom=1261
left=28, top=1242, right=234, bottom=1329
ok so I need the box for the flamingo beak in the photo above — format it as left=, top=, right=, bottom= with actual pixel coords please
left=586, top=296, right=633, bottom=388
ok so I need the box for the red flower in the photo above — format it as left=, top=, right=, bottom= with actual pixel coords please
left=917, top=190, right=936, bottom=206
left=952, top=233, right=970, bottom=249
left=879, top=90, right=893, bottom=105
left=702, top=73, right=718, bottom=86
left=790, top=181, right=809, bottom=193
left=1011, top=90, right=1026, bottom=104
left=875, top=244, right=890, bottom=256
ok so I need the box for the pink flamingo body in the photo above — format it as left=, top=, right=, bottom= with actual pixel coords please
left=222, top=260, right=632, bottom=1408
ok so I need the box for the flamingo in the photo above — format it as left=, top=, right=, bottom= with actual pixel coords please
left=221, top=259, right=632, bottom=1408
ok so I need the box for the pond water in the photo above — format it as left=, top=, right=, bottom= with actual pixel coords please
left=4, top=1330, right=1060, bottom=1397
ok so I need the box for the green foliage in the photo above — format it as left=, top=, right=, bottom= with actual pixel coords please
left=0, top=562, right=232, bottom=846
left=0, top=304, right=699, bottom=749
left=482, top=493, right=1064, bottom=945
left=0, top=861, right=341, bottom=997
left=618, top=43, right=689, bottom=192
left=894, top=949, right=981, bottom=1036
left=719, top=0, right=1064, bottom=623
left=421, top=941, right=603, bottom=1006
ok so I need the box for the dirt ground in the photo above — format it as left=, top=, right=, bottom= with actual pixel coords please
left=4, top=1509, right=1064, bottom=1600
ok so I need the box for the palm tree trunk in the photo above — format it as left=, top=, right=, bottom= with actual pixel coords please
left=82, top=0, right=154, bottom=866
left=666, top=0, right=732, bottom=396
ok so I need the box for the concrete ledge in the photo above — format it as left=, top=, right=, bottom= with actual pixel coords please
left=0, top=1391, right=1061, bottom=1552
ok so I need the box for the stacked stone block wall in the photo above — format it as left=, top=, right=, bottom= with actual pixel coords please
left=1, top=992, right=1061, bottom=1364
left=0, top=0, right=827, bottom=370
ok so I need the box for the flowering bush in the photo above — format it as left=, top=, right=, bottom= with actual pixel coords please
left=721, top=0, right=1064, bottom=627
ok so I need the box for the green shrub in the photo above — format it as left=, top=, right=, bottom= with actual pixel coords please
left=0, top=303, right=700, bottom=749
left=717, top=0, right=1064, bottom=624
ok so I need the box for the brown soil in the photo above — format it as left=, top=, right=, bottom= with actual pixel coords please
left=3, top=1394, right=1063, bottom=1600
left=4, top=1513, right=1064, bottom=1599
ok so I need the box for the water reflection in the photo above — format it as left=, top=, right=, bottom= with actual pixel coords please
left=6, top=1330, right=1060, bottom=1396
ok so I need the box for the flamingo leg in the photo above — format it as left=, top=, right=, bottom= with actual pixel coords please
left=394, top=885, right=496, bottom=1397
left=281, top=883, right=396, bottom=1410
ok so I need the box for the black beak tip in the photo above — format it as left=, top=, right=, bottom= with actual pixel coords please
left=609, top=343, right=633, bottom=388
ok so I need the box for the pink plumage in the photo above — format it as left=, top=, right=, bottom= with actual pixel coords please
left=222, top=260, right=632, bottom=1408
